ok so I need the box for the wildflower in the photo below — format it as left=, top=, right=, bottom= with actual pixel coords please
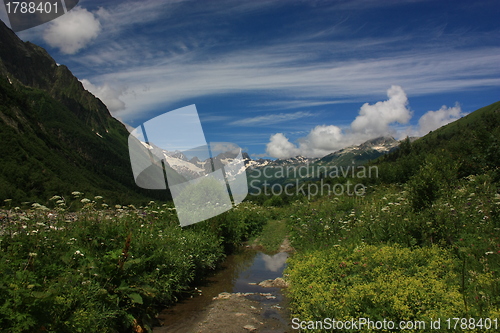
left=28, top=252, right=37, bottom=257
left=72, top=191, right=82, bottom=197
left=49, top=195, right=61, bottom=201
left=80, top=198, right=91, bottom=204
left=485, top=251, right=494, bottom=255
left=94, top=196, right=103, bottom=200
left=74, top=250, right=84, bottom=256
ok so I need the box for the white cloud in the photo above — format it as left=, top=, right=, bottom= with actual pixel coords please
left=351, top=85, right=411, bottom=137
left=82, top=45, right=499, bottom=123
left=13, top=1, right=498, bottom=125
left=266, top=133, right=300, bottom=159
left=230, top=111, right=314, bottom=126
left=210, top=142, right=241, bottom=156
left=266, top=85, right=413, bottom=158
left=303, top=125, right=345, bottom=150
left=43, top=7, right=101, bottom=54
left=264, top=87, right=471, bottom=158
left=416, top=103, right=466, bottom=136
left=80, top=79, right=126, bottom=113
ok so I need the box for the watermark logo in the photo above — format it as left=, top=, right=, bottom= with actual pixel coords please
left=248, top=164, right=378, bottom=199
left=128, top=105, right=248, bottom=227
left=2, top=0, right=79, bottom=32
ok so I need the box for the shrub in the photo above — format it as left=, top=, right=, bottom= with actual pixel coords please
left=286, top=244, right=465, bottom=332
left=406, top=154, right=458, bottom=211
left=0, top=198, right=258, bottom=332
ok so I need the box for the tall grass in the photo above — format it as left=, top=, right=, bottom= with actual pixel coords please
left=0, top=194, right=267, bottom=332
left=285, top=173, right=500, bottom=330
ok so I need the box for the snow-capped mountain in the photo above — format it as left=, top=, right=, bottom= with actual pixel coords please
left=317, top=136, right=400, bottom=166
left=139, top=136, right=402, bottom=184
left=140, top=141, right=249, bottom=181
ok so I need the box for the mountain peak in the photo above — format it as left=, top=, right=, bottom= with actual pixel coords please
left=317, top=136, right=399, bottom=166
left=0, top=20, right=113, bottom=134
left=0, top=21, right=163, bottom=203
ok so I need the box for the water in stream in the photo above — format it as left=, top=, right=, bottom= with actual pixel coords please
left=154, top=248, right=290, bottom=332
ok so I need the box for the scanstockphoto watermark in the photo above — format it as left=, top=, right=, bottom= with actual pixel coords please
left=248, top=164, right=379, bottom=199
left=291, top=317, right=428, bottom=331
left=291, top=317, right=499, bottom=331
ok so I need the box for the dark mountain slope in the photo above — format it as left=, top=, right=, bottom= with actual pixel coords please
left=374, top=101, right=500, bottom=184
left=0, top=20, right=167, bottom=204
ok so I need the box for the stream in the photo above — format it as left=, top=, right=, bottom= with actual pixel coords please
left=153, top=247, right=291, bottom=332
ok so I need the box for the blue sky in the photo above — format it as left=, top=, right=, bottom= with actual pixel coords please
left=2, top=0, right=499, bottom=158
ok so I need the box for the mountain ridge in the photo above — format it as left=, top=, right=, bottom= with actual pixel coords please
left=0, top=20, right=166, bottom=204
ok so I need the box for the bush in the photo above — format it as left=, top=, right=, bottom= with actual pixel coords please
left=286, top=244, right=465, bottom=332
left=406, top=154, right=458, bottom=211
left=0, top=198, right=260, bottom=332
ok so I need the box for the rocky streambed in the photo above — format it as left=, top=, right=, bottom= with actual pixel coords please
left=153, top=240, right=293, bottom=333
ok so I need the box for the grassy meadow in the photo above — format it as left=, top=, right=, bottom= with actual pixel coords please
left=0, top=194, right=268, bottom=332
left=283, top=175, right=500, bottom=332
left=1, top=103, right=499, bottom=332
left=1, top=163, right=499, bottom=332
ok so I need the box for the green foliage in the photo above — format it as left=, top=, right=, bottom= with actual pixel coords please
left=406, top=154, right=459, bottom=211
left=0, top=72, right=165, bottom=206
left=199, top=201, right=268, bottom=252
left=373, top=101, right=500, bottom=184
left=249, top=219, right=288, bottom=254
left=284, top=174, right=500, bottom=326
left=286, top=244, right=465, bottom=331
left=0, top=198, right=264, bottom=332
